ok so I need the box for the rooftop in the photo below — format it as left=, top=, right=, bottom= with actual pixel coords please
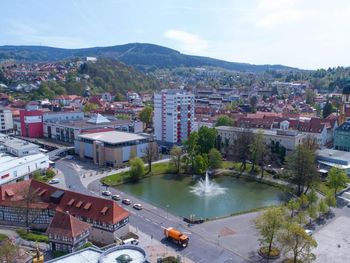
left=46, top=247, right=102, bottom=263
left=47, top=211, right=91, bottom=238
left=216, top=126, right=302, bottom=137
left=0, top=180, right=129, bottom=225
left=336, top=121, right=350, bottom=132
left=0, top=133, right=39, bottom=152
left=0, top=152, right=47, bottom=173
left=78, top=131, right=148, bottom=144
left=46, top=118, right=132, bottom=129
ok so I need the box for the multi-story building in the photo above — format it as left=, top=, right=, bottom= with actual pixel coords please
left=0, top=133, right=49, bottom=185
left=75, top=130, right=152, bottom=167
left=44, top=114, right=143, bottom=144
left=0, top=179, right=129, bottom=245
left=334, top=121, right=350, bottom=152
left=47, top=211, right=91, bottom=253
left=19, top=108, right=43, bottom=138
left=0, top=109, right=13, bottom=133
left=216, top=126, right=306, bottom=152
left=154, top=89, right=194, bottom=144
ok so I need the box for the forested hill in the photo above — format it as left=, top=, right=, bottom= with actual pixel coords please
left=0, top=43, right=297, bottom=72
left=27, top=58, right=159, bottom=100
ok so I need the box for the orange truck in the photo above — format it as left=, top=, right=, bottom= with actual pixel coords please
left=163, top=227, right=189, bottom=247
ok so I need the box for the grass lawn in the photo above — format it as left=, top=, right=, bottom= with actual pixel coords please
left=316, top=181, right=348, bottom=195
left=101, top=161, right=170, bottom=186
left=222, top=161, right=272, bottom=177
left=16, top=229, right=49, bottom=243
left=0, top=233, right=8, bottom=241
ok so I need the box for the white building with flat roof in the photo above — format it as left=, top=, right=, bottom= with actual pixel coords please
left=0, top=133, right=49, bottom=185
left=75, top=130, right=153, bottom=167
left=154, top=89, right=194, bottom=143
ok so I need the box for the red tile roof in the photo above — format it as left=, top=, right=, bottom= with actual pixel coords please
left=0, top=180, right=129, bottom=225
left=47, top=211, right=91, bottom=238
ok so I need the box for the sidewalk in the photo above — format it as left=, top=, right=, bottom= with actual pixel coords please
left=80, top=158, right=170, bottom=188
left=130, top=225, right=194, bottom=263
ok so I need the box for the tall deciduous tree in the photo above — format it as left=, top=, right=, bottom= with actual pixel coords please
left=279, top=223, right=317, bottom=263
left=254, top=207, right=285, bottom=259
left=129, top=157, right=145, bottom=182
left=322, top=101, right=333, bottom=118
left=197, top=127, right=217, bottom=154
left=194, top=154, right=208, bottom=174
left=139, top=106, right=153, bottom=129
left=233, top=131, right=254, bottom=174
left=183, top=132, right=199, bottom=174
left=143, top=142, right=159, bottom=172
left=286, top=143, right=319, bottom=196
left=208, top=148, right=222, bottom=169
left=327, top=167, right=348, bottom=196
left=170, top=146, right=182, bottom=174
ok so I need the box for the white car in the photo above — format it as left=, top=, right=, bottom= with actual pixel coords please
left=48, top=178, right=60, bottom=184
left=102, top=190, right=112, bottom=196
left=122, top=199, right=131, bottom=205
left=133, top=203, right=143, bottom=210
left=112, top=194, right=121, bottom=201
left=305, top=229, right=313, bottom=236
left=122, top=238, right=139, bottom=245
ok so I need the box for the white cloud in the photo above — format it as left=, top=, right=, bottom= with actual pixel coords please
left=256, top=0, right=304, bottom=27
left=9, top=22, right=85, bottom=48
left=164, top=29, right=209, bottom=54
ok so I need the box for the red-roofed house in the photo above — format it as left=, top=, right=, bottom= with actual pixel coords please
left=47, top=211, right=91, bottom=253
left=0, top=180, right=129, bottom=245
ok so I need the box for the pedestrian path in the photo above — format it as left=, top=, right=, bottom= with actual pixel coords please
left=130, top=225, right=194, bottom=263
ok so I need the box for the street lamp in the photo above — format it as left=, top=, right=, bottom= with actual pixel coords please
left=166, top=204, right=169, bottom=219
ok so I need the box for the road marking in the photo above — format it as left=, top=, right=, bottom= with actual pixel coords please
left=145, top=218, right=151, bottom=222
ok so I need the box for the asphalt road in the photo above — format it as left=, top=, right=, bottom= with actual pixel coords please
left=56, top=158, right=250, bottom=263
left=55, top=159, right=91, bottom=195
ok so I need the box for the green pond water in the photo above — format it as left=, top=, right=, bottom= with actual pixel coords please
left=116, top=174, right=288, bottom=219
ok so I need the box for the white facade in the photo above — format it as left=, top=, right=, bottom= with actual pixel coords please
left=0, top=109, right=13, bottom=132
left=216, top=126, right=306, bottom=152
left=154, top=89, right=195, bottom=143
left=0, top=153, right=49, bottom=185
left=43, top=111, right=84, bottom=122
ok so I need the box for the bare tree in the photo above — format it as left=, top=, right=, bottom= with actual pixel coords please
left=143, top=142, right=159, bottom=173
left=0, top=239, right=18, bottom=263
left=170, top=146, right=183, bottom=175
left=16, top=187, right=45, bottom=232
left=233, top=130, right=254, bottom=175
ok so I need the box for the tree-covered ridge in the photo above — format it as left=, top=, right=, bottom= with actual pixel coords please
left=14, top=58, right=159, bottom=100
left=78, top=58, right=159, bottom=94
left=0, top=43, right=296, bottom=72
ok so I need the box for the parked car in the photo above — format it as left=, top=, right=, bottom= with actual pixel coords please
left=48, top=178, right=60, bottom=184
left=133, top=203, right=143, bottom=210
left=112, top=194, right=121, bottom=201
left=122, top=238, right=139, bottom=245
left=122, top=199, right=131, bottom=205
left=102, top=190, right=112, bottom=196
left=305, top=229, right=313, bottom=236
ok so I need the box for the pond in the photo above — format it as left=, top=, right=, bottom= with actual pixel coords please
left=116, top=174, right=289, bottom=219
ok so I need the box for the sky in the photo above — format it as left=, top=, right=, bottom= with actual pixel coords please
left=1, top=0, right=350, bottom=69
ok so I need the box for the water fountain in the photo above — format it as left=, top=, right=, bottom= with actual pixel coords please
left=190, top=170, right=227, bottom=196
